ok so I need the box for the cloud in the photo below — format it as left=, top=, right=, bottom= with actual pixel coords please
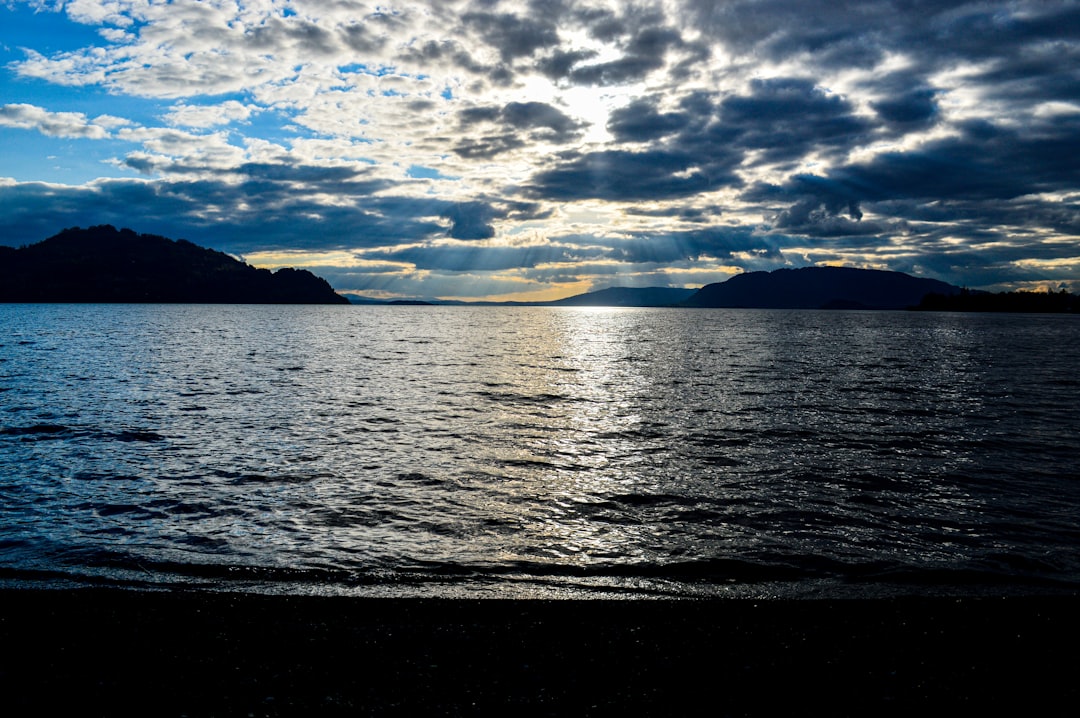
left=453, top=100, right=585, bottom=157
left=528, top=148, right=737, bottom=201
left=790, top=115, right=1080, bottom=207
left=163, top=100, right=260, bottom=128
left=460, top=10, right=560, bottom=63
left=0, top=103, right=111, bottom=139
left=714, top=78, right=871, bottom=163
left=607, top=97, right=693, bottom=143
left=1, top=0, right=1078, bottom=298
left=0, top=176, right=443, bottom=252
left=441, top=201, right=497, bottom=240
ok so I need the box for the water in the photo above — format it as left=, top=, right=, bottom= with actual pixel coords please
left=1, top=304, right=1078, bottom=598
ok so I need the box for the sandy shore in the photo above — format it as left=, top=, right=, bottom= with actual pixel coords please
left=1, top=589, right=1076, bottom=716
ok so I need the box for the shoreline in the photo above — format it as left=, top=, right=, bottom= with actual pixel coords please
left=2, top=589, right=1077, bottom=715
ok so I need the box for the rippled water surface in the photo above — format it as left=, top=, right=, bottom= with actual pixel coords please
left=1, top=304, right=1078, bottom=597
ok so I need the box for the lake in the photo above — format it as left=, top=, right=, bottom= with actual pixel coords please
left=2, top=304, right=1078, bottom=598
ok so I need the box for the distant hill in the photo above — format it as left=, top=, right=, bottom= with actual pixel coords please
left=682, top=266, right=961, bottom=310
left=551, top=286, right=698, bottom=307
left=0, top=226, right=349, bottom=304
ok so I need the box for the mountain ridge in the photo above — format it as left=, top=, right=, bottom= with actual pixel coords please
left=0, top=226, right=349, bottom=304
left=682, top=266, right=961, bottom=310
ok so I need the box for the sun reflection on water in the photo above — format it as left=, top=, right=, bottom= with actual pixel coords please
left=469, top=308, right=679, bottom=570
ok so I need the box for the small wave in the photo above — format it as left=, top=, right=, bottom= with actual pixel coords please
left=113, top=429, right=166, bottom=442
left=362, top=416, right=400, bottom=424
left=0, top=423, right=69, bottom=437
left=222, top=471, right=333, bottom=485
left=72, top=471, right=143, bottom=482
left=74, top=502, right=169, bottom=521
left=394, top=471, right=445, bottom=486
left=1, top=424, right=166, bottom=443
left=474, top=389, right=574, bottom=406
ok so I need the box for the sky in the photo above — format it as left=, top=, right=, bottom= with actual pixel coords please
left=1, top=0, right=1078, bottom=301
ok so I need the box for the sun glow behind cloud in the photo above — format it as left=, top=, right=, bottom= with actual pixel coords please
left=0, top=0, right=1078, bottom=299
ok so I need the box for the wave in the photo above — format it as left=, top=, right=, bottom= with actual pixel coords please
left=3, top=551, right=1074, bottom=598
left=1, top=424, right=166, bottom=443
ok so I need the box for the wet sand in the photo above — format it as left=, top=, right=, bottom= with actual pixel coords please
left=1, top=589, right=1076, bottom=716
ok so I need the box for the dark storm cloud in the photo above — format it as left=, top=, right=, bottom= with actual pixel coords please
left=821, top=115, right=1080, bottom=206
left=397, top=40, right=488, bottom=76
left=606, top=79, right=869, bottom=180
left=246, top=16, right=340, bottom=57
left=453, top=101, right=584, bottom=158
left=501, top=102, right=582, bottom=138
left=607, top=97, right=693, bottom=143
left=770, top=204, right=885, bottom=238
left=442, top=201, right=496, bottom=240
left=363, top=241, right=608, bottom=272
left=452, top=134, right=524, bottom=159
left=460, top=11, right=561, bottom=62
left=562, top=26, right=691, bottom=85
left=121, top=156, right=388, bottom=193
left=526, top=2, right=707, bottom=86
left=686, top=1, right=1080, bottom=83
left=735, top=105, right=1080, bottom=285
left=543, top=76, right=871, bottom=202
left=339, top=22, right=388, bottom=54
left=623, top=205, right=712, bottom=222
left=867, top=73, right=940, bottom=126
left=527, top=148, right=738, bottom=201
left=0, top=177, right=520, bottom=253
left=234, top=163, right=370, bottom=184
left=456, top=101, right=583, bottom=138
left=743, top=177, right=864, bottom=228
left=535, top=49, right=598, bottom=80
left=574, top=4, right=630, bottom=42
left=713, top=78, right=872, bottom=165
left=606, top=226, right=783, bottom=265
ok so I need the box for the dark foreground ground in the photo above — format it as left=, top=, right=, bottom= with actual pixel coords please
left=1, top=589, right=1077, bottom=716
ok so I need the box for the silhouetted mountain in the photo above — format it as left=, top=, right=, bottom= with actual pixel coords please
left=0, top=226, right=348, bottom=304
left=682, top=266, right=961, bottom=310
left=551, top=286, right=698, bottom=307
left=916, top=288, right=1079, bottom=313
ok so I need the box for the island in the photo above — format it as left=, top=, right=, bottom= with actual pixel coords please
left=681, top=266, right=962, bottom=310
left=0, top=225, right=349, bottom=304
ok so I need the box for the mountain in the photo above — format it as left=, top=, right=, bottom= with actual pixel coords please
left=550, top=286, right=698, bottom=307
left=682, top=266, right=961, bottom=310
left=0, top=226, right=349, bottom=304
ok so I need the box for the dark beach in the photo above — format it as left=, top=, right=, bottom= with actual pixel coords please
left=1, top=589, right=1077, bottom=716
